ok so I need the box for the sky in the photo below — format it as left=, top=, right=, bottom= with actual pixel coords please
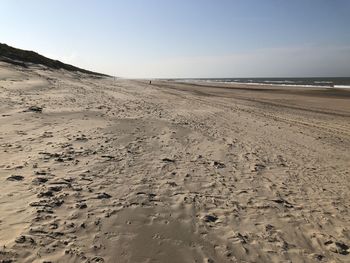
left=1, top=0, right=350, bottom=78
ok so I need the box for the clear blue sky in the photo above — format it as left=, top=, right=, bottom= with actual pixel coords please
left=1, top=0, right=350, bottom=78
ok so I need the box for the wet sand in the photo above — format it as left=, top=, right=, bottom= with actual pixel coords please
left=1, top=62, right=349, bottom=262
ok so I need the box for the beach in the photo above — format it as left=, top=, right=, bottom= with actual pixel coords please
left=1, top=62, right=349, bottom=262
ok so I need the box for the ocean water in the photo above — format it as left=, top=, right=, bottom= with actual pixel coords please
left=176, top=78, right=350, bottom=88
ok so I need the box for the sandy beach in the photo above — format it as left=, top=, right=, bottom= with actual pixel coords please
left=0, top=61, right=349, bottom=262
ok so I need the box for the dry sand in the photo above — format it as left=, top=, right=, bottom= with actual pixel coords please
left=0, top=62, right=349, bottom=262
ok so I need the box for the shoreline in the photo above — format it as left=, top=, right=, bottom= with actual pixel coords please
left=168, top=78, right=350, bottom=89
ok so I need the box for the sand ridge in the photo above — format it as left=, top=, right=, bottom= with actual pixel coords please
left=0, top=62, right=349, bottom=262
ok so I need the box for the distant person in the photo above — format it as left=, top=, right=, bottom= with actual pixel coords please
left=149, top=80, right=152, bottom=85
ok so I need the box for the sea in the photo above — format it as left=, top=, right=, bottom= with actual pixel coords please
left=174, top=77, right=350, bottom=88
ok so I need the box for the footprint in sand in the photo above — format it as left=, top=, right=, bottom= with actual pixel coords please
left=6, top=175, right=24, bottom=181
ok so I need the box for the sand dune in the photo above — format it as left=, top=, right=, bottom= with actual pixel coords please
left=0, top=61, right=349, bottom=262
